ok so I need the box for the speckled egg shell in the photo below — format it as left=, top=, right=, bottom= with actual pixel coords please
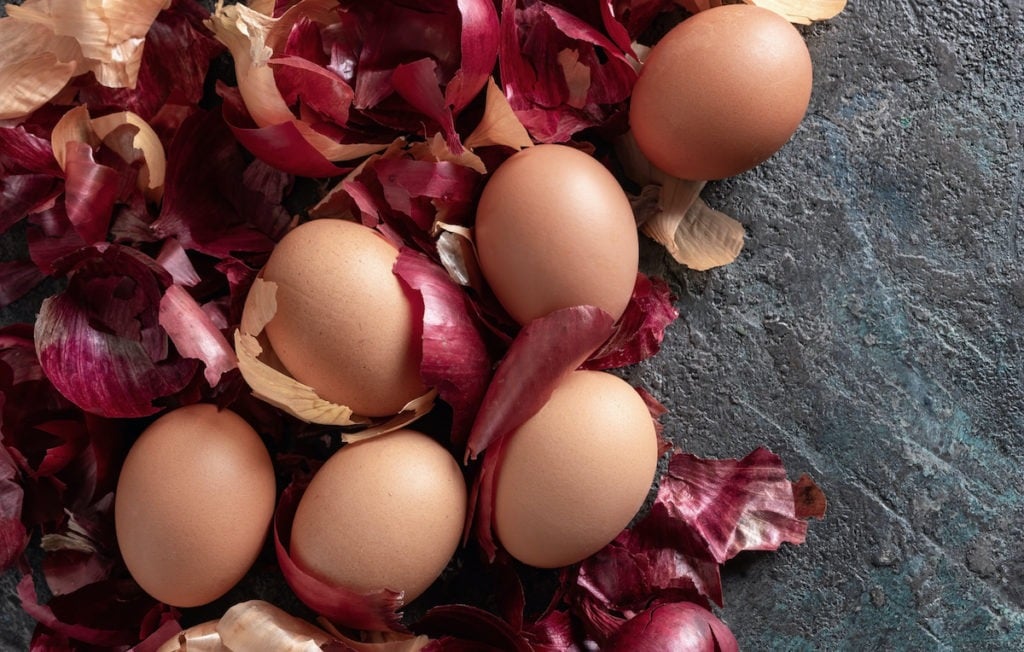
left=493, top=370, right=659, bottom=568
left=474, top=144, right=639, bottom=325
left=115, top=404, right=276, bottom=607
left=630, top=4, right=813, bottom=180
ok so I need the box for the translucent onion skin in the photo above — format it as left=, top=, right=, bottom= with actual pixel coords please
left=605, top=602, right=739, bottom=652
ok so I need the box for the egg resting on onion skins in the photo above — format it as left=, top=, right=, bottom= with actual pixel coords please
left=493, top=370, right=659, bottom=568
left=256, top=218, right=427, bottom=417
left=474, top=144, right=639, bottom=325
left=289, top=429, right=467, bottom=602
left=629, top=4, right=813, bottom=180
left=114, top=404, right=276, bottom=607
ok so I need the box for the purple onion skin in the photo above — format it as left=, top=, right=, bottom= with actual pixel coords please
left=605, top=603, right=740, bottom=652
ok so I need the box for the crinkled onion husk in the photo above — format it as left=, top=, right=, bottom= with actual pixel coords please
left=205, top=2, right=389, bottom=172
left=463, top=77, right=535, bottom=152
left=409, top=133, right=487, bottom=176
left=155, top=619, right=222, bottom=652
left=647, top=183, right=745, bottom=272
left=51, top=106, right=166, bottom=202
left=617, top=133, right=745, bottom=270
left=605, top=601, right=739, bottom=652
left=234, top=277, right=436, bottom=432
left=0, top=19, right=78, bottom=122
left=154, top=601, right=433, bottom=652
left=676, top=0, right=846, bottom=23
left=0, top=0, right=171, bottom=120
left=743, top=0, right=847, bottom=24
left=158, top=284, right=237, bottom=388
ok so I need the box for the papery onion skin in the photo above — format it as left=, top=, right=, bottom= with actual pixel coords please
left=605, top=602, right=739, bottom=652
left=414, top=604, right=533, bottom=652
left=393, top=248, right=493, bottom=446
left=569, top=447, right=823, bottom=644
left=208, top=0, right=499, bottom=175
left=33, top=246, right=198, bottom=418
left=152, top=108, right=292, bottom=261
left=498, top=0, right=639, bottom=143
left=18, top=568, right=177, bottom=649
left=74, top=0, right=225, bottom=137
left=583, top=273, right=678, bottom=370
left=0, top=444, right=27, bottom=571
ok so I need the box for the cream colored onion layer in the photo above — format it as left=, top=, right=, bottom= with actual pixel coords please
left=0, top=0, right=171, bottom=120
left=616, top=133, right=745, bottom=271
left=156, top=600, right=431, bottom=652
left=52, top=105, right=166, bottom=201
left=675, top=0, right=847, bottom=24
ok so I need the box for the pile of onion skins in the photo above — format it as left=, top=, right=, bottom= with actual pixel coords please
left=0, top=0, right=840, bottom=649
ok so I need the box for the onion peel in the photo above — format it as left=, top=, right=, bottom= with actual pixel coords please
left=33, top=245, right=199, bottom=418
left=743, top=0, right=847, bottom=24
left=158, top=284, right=237, bottom=388
left=619, top=134, right=745, bottom=270
left=605, top=602, right=739, bottom=651
left=52, top=106, right=166, bottom=202
left=7, top=0, right=172, bottom=89
left=464, top=305, right=616, bottom=461
left=205, top=2, right=388, bottom=172
left=0, top=19, right=78, bottom=121
left=464, top=77, right=534, bottom=152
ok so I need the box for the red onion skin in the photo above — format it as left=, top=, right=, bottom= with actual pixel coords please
left=605, top=603, right=739, bottom=652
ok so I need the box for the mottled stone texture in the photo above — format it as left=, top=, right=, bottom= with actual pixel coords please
left=1, top=0, right=1022, bottom=649
left=637, top=1, right=1024, bottom=649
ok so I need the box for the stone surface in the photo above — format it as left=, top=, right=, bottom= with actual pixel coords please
left=638, top=1, right=1024, bottom=649
left=1, top=0, right=1023, bottom=650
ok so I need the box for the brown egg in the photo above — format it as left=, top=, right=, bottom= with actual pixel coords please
left=258, top=218, right=426, bottom=417
left=474, top=144, right=639, bottom=325
left=493, top=370, right=659, bottom=568
left=289, top=429, right=466, bottom=601
left=629, top=4, right=813, bottom=180
left=115, top=404, right=276, bottom=607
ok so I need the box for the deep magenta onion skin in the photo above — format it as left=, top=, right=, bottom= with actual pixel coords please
left=605, top=602, right=739, bottom=652
left=211, top=0, right=500, bottom=176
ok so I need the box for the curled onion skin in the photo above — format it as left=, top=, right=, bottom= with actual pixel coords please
left=497, top=0, right=639, bottom=143
left=207, top=0, right=499, bottom=175
left=606, top=602, right=739, bottom=652
left=33, top=246, right=198, bottom=419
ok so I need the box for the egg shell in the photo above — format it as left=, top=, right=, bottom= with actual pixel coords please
left=289, top=429, right=466, bottom=602
left=474, top=144, right=639, bottom=325
left=629, top=4, right=813, bottom=180
left=114, top=404, right=276, bottom=607
left=258, top=218, right=426, bottom=417
left=493, top=370, right=659, bottom=568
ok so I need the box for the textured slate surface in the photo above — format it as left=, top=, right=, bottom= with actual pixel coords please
left=2, top=0, right=1023, bottom=650
left=657, top=1, right=1024, bottom=648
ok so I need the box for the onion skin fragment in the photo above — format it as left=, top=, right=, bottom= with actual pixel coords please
left=605, top=602, right=739, bottom=652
